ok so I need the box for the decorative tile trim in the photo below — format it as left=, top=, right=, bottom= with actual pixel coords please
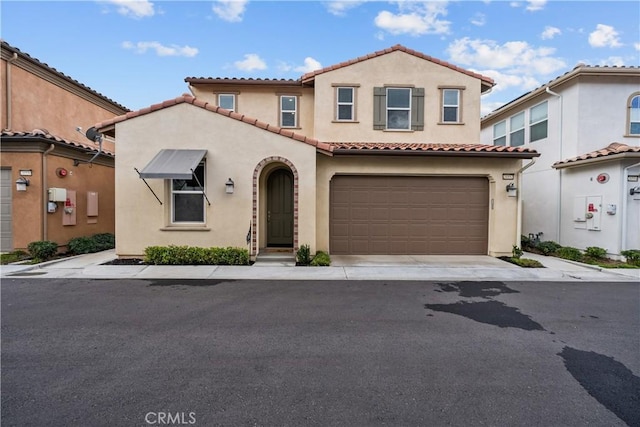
left=251, top=156, right=299, bottom=257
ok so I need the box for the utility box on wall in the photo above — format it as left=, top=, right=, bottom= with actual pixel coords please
left=48, top=187, right=67, bottom=202
left=585, top=196, right=602, bottom=231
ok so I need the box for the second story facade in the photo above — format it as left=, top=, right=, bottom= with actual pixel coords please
left=186, top=45, right=494, bottom=145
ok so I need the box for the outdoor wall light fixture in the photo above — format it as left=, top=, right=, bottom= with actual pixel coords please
left=16, top=176, right=30, bottom=192
left=506, top=182, right=517, bottom=197
left=225, top=178, right=235, bottom=194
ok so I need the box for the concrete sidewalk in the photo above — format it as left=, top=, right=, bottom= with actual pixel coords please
left=1, top=249, right=638, bottom=282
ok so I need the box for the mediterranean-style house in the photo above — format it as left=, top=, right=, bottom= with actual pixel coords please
left=1, top=40, right=129, bottom=253
left=480, top=64, right=640, bottom=257
left=94, top=45, right=538, bottom=260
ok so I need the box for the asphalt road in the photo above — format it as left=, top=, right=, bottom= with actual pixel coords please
left=1, top=278, right=639, bottom=427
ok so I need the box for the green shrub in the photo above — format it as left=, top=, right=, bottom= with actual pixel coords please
left=143, top=245, right=248, bottom=265
left=296, top=244, right=312, bottom=266
left=621, top=249, right=640, bottom=266
left=27, top=240, right=58, bottom=262
left=537, top=241, right=562, bottom=255
left=512, top=245, right=523, bottom=259
left=520, top=235, right=534, bottom=251
left=67, top=236, right=97, bottom=255
left=556, top=246, right=582, bottom=261
left=310, top=251, right=331, bottom=266
left=0, top=250, right=29, bottom=265
left=511, top=257, right=544, bottom=268
left=91, top=233, right=115, bottom=251
left=584, top=246, right=607, bottom=259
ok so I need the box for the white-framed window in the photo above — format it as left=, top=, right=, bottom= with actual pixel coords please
left=336, top=87, right=354, bottom=121
left=386, top=87, right=411, bottom=130
left=510, top=112, right=525, bottom=146
left=442, top=89, right=460, bottom=123
left=530, top=101, right=548, bottom=142
left=493, top=120, right=506, bottom=146
left=629, top=93, right=640, bottom=135
left=218, top=94, right=235, bottom=112
left=280, top=95, right=297, bottom=128
left=171, top=162, right=205, bottom=224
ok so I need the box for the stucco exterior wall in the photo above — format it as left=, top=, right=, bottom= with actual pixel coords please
left=188, top=84, right=315, bottom=139
left=312, top=51, right=483, bottom=143
left=114, top=103, right=317, bottom=257
left=0, top=151, right=114, bottom=251
left=315, top=155, right=523, bottom=257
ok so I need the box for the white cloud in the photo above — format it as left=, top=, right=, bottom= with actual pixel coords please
left=212, top=0, right=248, bottom=22
left=525, top=0, right=546, bottom=11
left=102, top=0, right=155, bottom=18
left=324, top=1, right=366, bottom=16
left=234, top=53, right=267, bottom=71
left=374, top=1, right=451, bottom=36
left=541, top=26, right=561, bottom=40
left=588, top=24, right=622, bottom=48
left=635, top=42, right=640, bottom=51
left=470, top=12, right=486, bottom=27
left=447, top=37, right=566, bottom=75
left=595, top=56, right=626, bottom=67
left=294, top=57, right=323, bottom=73
left=122, top=41, right=198, bottom=57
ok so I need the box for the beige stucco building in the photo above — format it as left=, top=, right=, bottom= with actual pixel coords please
left=1, top=41, right=128, bottom=252
left=96, top=45, right=539, bottom=259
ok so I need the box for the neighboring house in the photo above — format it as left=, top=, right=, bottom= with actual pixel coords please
left=95, top=45, right=538, bottom=260
left=1, top=40, right=129, bottom=252
left=480, top=64, right=640, bottom=257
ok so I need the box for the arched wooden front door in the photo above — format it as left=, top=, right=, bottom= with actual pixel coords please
left=267, top=169, right=294, bottom=247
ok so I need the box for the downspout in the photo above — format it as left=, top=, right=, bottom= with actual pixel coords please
left=516, top=157, right=537, bottom=248
left=622, top=161, right=640, bottom=252
left=546, top=86, right=563, bottom=243
left=5, top=53, right=18, bottom=130
left=42, top=144, right=55, bottom=240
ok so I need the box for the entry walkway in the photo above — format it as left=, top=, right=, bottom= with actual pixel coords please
left=1, top=249, right=638, bottom=282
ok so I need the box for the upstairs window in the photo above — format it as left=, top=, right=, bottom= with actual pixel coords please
left=218, top=94, right=235, bottom=112
left=530, top=101, right=548, bottom=142
left=493, top=121, right=506, bottom=146
left=336, top=87, right=355, bottom=121
left=510, top=112, right=525, bottom=146
left=629, top=93, right=640, bottom=135
left=373, top=87, right=424, bottom=131
left=172, top=162, right=205, bottom=224
left=442, top=89, right=460, bottom=123
left=280, top=95, right=297, bottom=128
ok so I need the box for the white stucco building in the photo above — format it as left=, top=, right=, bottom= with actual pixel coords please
left=481, top=65, right=640, bottom=257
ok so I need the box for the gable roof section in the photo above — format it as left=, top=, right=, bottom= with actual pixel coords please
left=184, top=45, right=495, bottom=92
left=553, top=142, right=640, bottom=169
left=93, top=94, right=333, bottom=154
left=1, top=40, right=129, bottom=113
left=300, top=45, right=495, bottom=92
left=482, top=64, right=640, bottom=122
left=0, top=129, right=114, bottom=156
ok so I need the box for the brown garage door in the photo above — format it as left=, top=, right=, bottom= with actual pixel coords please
left=330, top=175, right=489, bottom=255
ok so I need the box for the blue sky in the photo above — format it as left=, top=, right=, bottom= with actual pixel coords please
left=2, top=1, right=639, bottom=116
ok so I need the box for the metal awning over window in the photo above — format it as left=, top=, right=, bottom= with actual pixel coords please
left=135, top=149, right=209, bottom=205
left=138, top=149, right=207, bottom=179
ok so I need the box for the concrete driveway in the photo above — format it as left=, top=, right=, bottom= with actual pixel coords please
left=330, top=254, right=515, bottom=267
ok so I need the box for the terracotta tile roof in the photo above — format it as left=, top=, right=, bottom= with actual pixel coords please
left=482, top=64, right=640, bottom=121
left=553, top=142, right=640, bottom=168
left=1, top=40, right=129, bottom=112
left=1, top=129, right=114, bottom=156
left=93, top=94, right=333, bottom=154
left=328, top=142, right=539, bottom=158
left=300, top=45, right=495, bottom=90
left=185, top=77, right=301, bottom=86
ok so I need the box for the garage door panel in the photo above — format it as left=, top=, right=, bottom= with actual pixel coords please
left=330, top=176, right=488, bottom=255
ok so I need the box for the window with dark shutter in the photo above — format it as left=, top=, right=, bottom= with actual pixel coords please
left=373, top=86, right=424, bottom=131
